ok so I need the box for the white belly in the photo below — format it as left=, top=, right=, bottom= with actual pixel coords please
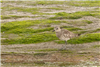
left=59, top=35, right=70, bottom=41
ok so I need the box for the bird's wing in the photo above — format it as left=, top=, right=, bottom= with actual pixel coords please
left=62, top=29, right=75, bottom=38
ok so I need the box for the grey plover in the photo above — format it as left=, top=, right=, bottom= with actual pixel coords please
left=53, top=26, right=80, bottom=44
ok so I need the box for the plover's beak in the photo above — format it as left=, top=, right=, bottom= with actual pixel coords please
left=52, top=30, right=55, bottom=32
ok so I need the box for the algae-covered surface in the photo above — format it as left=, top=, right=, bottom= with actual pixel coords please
left=1, top=1, right=100, bottom=67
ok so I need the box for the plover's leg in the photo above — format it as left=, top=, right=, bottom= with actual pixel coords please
left=61, top=41, right=67, bottom=50
left=59, top=41, right=67, bottom=50
left=59, top=43, right=67, bottom=50
left=65, top=41, right=67, bottom=45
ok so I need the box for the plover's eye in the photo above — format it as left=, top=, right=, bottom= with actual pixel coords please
left=56, top=28, right=58, bottom=30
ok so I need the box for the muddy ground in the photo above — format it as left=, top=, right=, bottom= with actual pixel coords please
left=1, top=41, right=100, bottom=67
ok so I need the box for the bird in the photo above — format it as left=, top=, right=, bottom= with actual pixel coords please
left=53, top=26, right=80, bottom=49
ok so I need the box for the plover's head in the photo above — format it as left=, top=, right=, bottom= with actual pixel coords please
left=53, top=26, right=61, bottom=32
